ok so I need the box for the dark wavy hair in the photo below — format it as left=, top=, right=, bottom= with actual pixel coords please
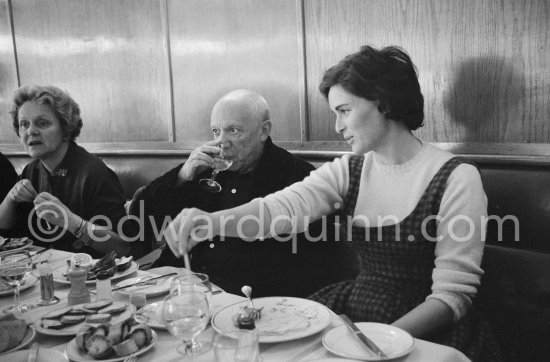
left=319, top=45, right=424, bottom=130
left=10, top=85, right=83, bottom=141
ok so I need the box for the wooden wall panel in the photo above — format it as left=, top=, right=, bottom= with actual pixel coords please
left=168, top=0, right=303, bottom=143
left=10, top=0, right=171, bottom=143
left=304, top=0, right=550, bottom=143
left=0, top=0, right=19, bottom=144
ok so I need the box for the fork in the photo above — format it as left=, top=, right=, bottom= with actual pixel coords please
left=123, top=355, right=137, bottom=362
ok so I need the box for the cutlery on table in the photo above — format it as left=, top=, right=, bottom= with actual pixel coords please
left=339, top=314, right=387, bottom=359
left=112, top=272, right=178, bottom=291
left=123, top=354, right=137, bottom=362
left=27, top=342, right=39, bottom=362
left=241, top=285, right=262, bottom=319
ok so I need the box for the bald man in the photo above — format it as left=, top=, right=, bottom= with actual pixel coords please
left=132, top=90, right=357, bottom=297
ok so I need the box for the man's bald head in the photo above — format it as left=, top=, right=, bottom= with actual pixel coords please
left=210, top=90, right=272, bottom=173
left=212, top=89, right=270, bottom=127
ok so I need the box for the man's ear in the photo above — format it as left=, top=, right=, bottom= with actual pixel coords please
left=260, top=120, right=272, bottom=141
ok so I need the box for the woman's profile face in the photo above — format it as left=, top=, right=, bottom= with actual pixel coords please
left=18, top=101, right=66, bottom=162
left=328, top=85, right=388, bottom=154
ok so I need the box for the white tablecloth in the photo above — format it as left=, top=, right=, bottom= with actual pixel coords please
left=1, top=249, right=471, bottom=362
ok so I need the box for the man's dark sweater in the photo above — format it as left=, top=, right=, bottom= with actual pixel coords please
left=133, top=137, right=358, bottom=297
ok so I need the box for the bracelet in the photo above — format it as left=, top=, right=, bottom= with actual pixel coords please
left=75, top=220, right=88, bottom=240
left=73, top=217, right=85, bottom=236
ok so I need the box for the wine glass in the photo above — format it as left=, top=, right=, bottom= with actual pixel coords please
left=162, top=290, right=212, bottom=357
left=0, top=250, right=33, bottom=313
left=199, top=150, right=233, bottom=193
left=170, top=273, right=213, bottom=308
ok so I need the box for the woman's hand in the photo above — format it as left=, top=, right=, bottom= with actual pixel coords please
left=163, top=207, right=215, bottom=257
left=8, top=179, right=37, bottom=203
left=33, top=192, right=80, bottom=231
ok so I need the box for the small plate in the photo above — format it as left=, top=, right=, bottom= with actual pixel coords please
left=322, top=322, right=414, bottom=361
left=0, top=274, right=38, bottom=297
left=212, top=297, right=332, bottom=343
left=65, top=329, right=157, bottom=362
left=0, top=237, right=33, bottom=254
left=134, top=301, right=165, bottom=330
left=114, top=275, right=174, bottom=297
left=0, top=347, right=68, bottom=361
left=33, top=302, right=136, bottom=336
left=0, top=325, right=36, bottom=355
left=52, top=262, right=139, bottom=285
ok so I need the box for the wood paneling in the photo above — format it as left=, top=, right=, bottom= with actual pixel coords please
left=0, top=0, right=19, bottom=144
left=304, top=0, right=550, bottom=143
left=167, top=0, right=303, bottom=143
left=10, top=0, right=171, bottom=143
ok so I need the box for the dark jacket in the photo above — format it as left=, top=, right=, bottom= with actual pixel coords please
left=133, top=137, right=358, bottom=297
left=3, top=142, right=127, bottom=257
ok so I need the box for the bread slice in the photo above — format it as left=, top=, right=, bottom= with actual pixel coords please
left=112, top=339, right=139, bottom=357
left=60, top=315, right=86, bottom=324
left=0, top=319, right=27, bottom=352
left=43, top=306, right=72, bottom=319
left=67, top=306, right=96, bottom=315
left=98, top=302, right=127, bottom=314
left=85, top=334, right=113, bottom=359
left=83, top=299, right=113, bottom=311
left=86, top=314, right=112, bottom=323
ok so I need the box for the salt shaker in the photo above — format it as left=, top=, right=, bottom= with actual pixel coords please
left=37, top=263, right=59, bottom=306
left=67, top=264, right=91, bottom=306
left=95, top=270, right=112, bottom=301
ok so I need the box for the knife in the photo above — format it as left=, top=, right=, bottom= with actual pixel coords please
left=27, top=342, right=39, bottom=362
left=112, top=272, right=178, bottom=291
left=339, top=314, right=388, bottom=359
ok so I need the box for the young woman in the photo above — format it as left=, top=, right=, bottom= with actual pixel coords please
left=164, top=46, right=502, bottom=361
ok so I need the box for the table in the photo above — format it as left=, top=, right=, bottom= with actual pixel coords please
left=1, top=248, right=471, bottom=361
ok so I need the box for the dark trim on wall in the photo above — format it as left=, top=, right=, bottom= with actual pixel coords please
left=3, top=142, right=550, bottom=166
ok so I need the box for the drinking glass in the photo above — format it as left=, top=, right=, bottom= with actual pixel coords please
left=162, top=291, right=212, bottom=356
left=199, top=150, right=233, bottom=193
left=213, top=330, right=261, bottom=362
left=170, top=273, right=212, bottom=307
left=0, top=250, right=33, bottom=312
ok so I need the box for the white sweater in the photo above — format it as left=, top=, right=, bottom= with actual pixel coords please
left=262, top=142, right=487, bottom=321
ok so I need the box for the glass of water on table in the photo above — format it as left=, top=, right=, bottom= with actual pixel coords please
left=0, top=250, right=33, bottom=313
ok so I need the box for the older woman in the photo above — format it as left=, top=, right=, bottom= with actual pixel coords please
left=164, top=46, right=502, bottom=361
left=0, top=85, right=130, bottom=257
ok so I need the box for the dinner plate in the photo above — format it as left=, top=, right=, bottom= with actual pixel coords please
left=33, top=302, right=136, bottom=336
left=0, top=347, right=68, bottom=362
left=52, top=262, right=139, bottom=285
left=0, top=274, right=38, bottom=297
left=0, top=325, right=36, bottom=355
left=113, top=275, right=174, bottom=297
left=322, top=322, right=414, bottom=361
left=0, top=237, right=33, bottom=254
left=65, top=329, right=157, bottom=362
left=211, top=297, right=332, bottom=343
left=134, top=301, right=165, bottom=330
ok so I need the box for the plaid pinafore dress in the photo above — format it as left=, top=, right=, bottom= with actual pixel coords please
left=310, top=156, right=503, bottom=362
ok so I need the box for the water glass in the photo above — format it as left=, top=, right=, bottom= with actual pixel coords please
left=0, top=250, right=33, bottom=312
left=170, top=273, right=212, bottom=304
left=162, top=291, right=211, bottom=357
left=213, top=330, right=260, bottom=362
